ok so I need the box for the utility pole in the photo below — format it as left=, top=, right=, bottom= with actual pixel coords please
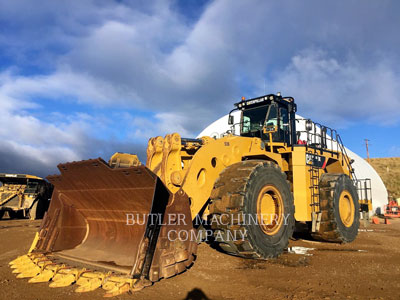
left=364, top=139, right=370, bottom=163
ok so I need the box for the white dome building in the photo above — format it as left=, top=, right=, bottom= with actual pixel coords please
left=197, top=110, right=387, bottom=214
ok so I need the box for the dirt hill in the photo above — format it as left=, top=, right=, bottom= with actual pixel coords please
left=369, top=157, right=400, bottom=199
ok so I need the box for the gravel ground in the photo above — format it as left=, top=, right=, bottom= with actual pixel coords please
left=1, top=218, right=399, bottom=300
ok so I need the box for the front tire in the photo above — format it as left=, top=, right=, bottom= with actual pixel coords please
left=209, top=160, right=295, bottom=259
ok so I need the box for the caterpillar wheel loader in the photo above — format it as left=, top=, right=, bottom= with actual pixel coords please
left=10, top=94, right=361, bottom=297
left=0, top=174, right=53, bottom=220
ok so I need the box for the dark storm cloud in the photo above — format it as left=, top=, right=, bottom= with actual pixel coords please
left=0, top=143, right=55, bottom=178
left=0, top=137, right=146, bottom=178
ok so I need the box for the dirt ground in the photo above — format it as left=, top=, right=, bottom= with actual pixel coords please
left=1, top=218, right=400, bottom=300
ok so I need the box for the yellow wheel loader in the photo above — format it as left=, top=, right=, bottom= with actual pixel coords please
left=0, top=174, right=53, bottom=220
left=10, top=94, right=363, bottom=296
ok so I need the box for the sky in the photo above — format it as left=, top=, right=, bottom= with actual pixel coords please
left=0, top=0, right=399, bottom=177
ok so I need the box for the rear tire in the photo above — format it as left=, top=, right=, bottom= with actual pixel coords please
left=0, top=210, right=4, bottom=220
left=29, top=199, right=48, bottom=220
left=29, top=201, right=38, bottom=220
left=312, top=173, right=359, bottom=243
left=8, top=210, right=24, bottom=219
left=209, top=160, right=295, bottom=259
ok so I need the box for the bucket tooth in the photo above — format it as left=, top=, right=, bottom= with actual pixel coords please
left=76, top=271, right=104, bottom=285
left=103, top=282, right=131, bottom=298
left=29, top=265, right=59, bottom=283
left=49, top=274, right=75, bottom=288
left=12, top=264, right=34, bottom=274
left=9, top=255, right=30, bottom=266
left=102, top=276, right=126, bottom=291
left=75, top=272, right=105, bottom=293
left=16, top=265, right=41, bottom=278
left=10, top=263, right=22, bottom=269
left=49, top=268, right=82, bottom=288
left=10, top=254, right=44, bottom=271
left=75, top=279, right=102, bottom=293
left=15, top=258, right=49, bottom=278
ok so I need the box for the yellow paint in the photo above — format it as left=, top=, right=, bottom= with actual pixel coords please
left=144, top=132, right=351, bottom=223
left=161, top=133, right=183, bottom=193
left=16, top=265, right=41, bottom=278
left=29, top=265, right=59, bottom=283
left=9, top=254, right=31, bottom=266
left=103, top=282, right=131, bottom=298
left=339, top=190, right=355, bottom=227
left=10, top=252, right=134, bottom=297
left=256, top=185, right=284, bottom=235
left=359, top=199, right=372, bottom=211
left=108, top=152, right=140, bottom=168
left=102, top=276, right=136, bottom=297
left=179, top=135, right=284, bottom=218
left=28, top=232, right=39, bottom=253
left=75, top=271, right=106, bottom=292
left=49, top=268, right=84, bottom=287
left=146, top=136, right=164, bottom=177
left=291, top=147, right=311, bottom=221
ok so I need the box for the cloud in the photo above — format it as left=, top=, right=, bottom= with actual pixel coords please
left=0, top=68, right=129, bottom=107
left=0, top=109, right=88, bottom=177
left=0, top=106, right=146, bottom=177
left=268, top=49, right=400, bottom=127
left=1, top=0, right=400, bottom=176
left=53, top=0, right=400, bottom=129
left=0, top=70, right=147, bottom=177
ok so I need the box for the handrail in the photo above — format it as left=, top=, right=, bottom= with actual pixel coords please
left=355, top=178, right=372, bottom=201
left=295, top=118, right=355, bottom=179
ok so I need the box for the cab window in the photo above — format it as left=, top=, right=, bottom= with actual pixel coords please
left=24, top=182, right=38, bottom=194
left=265, top=105, right=278, bottom=127
left=241, top=105, right=269, bottom=134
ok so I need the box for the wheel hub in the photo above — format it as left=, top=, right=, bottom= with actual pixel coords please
left=257, top=185, right=284, bottom=235
left=339, top=190, right=355, bottom=227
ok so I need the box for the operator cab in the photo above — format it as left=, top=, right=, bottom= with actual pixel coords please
left=24, top=181, right=39, bottom=194
left=229, top=94, right=297, bottom=145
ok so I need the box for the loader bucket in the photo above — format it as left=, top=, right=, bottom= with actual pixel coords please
left=27, top=158, right=197, bottom=288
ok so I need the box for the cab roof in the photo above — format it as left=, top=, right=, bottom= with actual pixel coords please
left=0, top=174, right=44, bottom=184
left=234, top=94, right=295, bottom=110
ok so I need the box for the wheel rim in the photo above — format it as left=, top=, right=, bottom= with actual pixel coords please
left=339, top=190, right=355, bottom=227
left=257, top=185, right=284, bottom=235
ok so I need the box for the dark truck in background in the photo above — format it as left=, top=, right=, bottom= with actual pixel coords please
left=0, top=174, right=53, bottom=220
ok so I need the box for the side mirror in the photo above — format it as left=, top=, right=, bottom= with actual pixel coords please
left=228, top=115, right=234, bottom=125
